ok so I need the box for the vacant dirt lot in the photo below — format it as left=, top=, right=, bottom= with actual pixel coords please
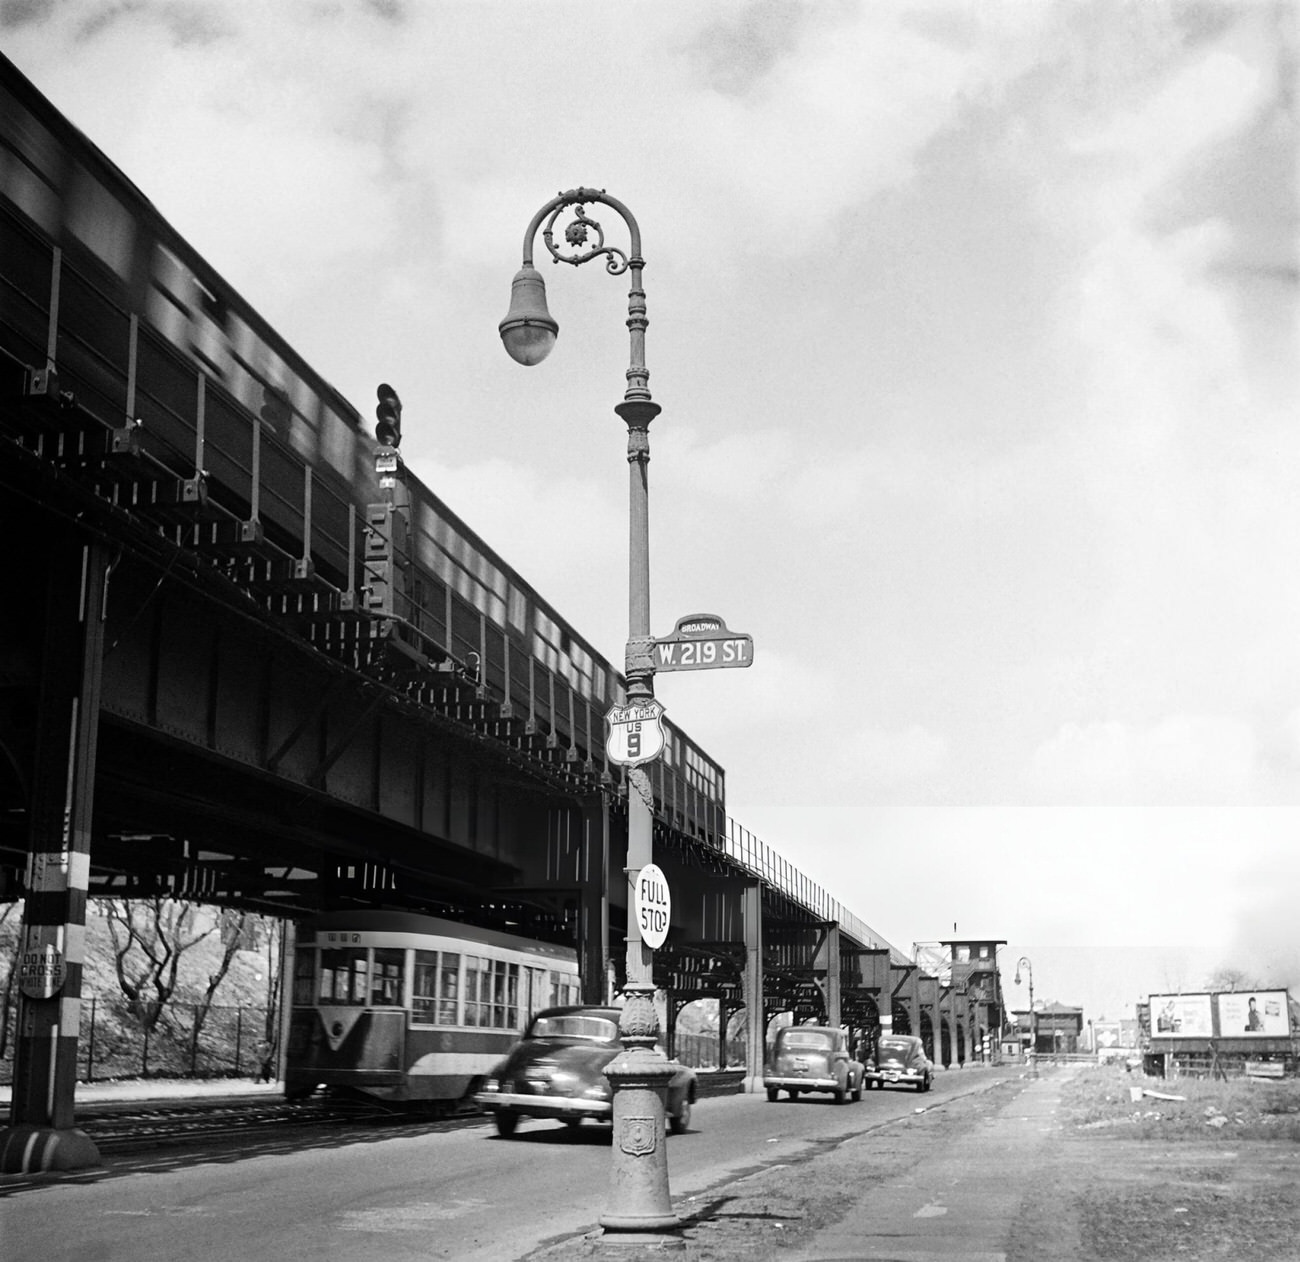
left=530, top=1067, right=1300, bottom=1261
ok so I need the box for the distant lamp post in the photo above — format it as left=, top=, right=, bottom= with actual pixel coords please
left=501, top=189, right=676, bottom=1236
left=1014, top=956, right=1037, bottom=1078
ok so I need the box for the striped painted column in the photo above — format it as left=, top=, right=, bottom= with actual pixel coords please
left=0, top=533, right=108, bottom=1173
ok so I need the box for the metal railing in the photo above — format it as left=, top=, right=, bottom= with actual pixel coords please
left=724, top=818, right=912, bottom=965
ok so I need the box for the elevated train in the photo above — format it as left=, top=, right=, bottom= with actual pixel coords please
left=285, top=911, right=581, bottom=1103
left=0, top=51, right=725, bottom=841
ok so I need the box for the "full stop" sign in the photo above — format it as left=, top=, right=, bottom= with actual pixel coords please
left=632, top=863, right=672, bottom=949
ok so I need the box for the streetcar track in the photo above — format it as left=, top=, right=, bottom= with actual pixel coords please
left=77, top=1097, right=484, bottom=1153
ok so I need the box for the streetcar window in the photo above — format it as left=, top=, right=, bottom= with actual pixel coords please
left=319, top=947, right=367, bottom=1005
left=549, top=970, right=581, bottom=1008
left=292, top=948, right=316, bottom=1006
left=438, top=953, right=460, bottom=1025
left=463, top=956, right=519, bottom=1029
left=371, top=948, right=404, bottom=1007
left=463, top=955, right=488, bottom=1026
left=412, top=950, right=438, bottom=1024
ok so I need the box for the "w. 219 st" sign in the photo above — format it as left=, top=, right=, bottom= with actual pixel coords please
left=654, top=613, right=754, bottom=672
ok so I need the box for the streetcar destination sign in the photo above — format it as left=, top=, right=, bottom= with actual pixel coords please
left=654, top=613, right=754, bottom=672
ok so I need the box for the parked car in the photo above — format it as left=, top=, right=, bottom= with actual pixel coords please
left=764, top=1025, right=863, bottom=1103
left=864, top=1033, right=932, bottom=1092
left=474, top=1006, right=696, bottom=1137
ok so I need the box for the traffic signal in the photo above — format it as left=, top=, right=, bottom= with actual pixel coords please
left=375, top=382, right=402, bottom=448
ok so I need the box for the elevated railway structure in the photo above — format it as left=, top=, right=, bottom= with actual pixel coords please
left=0, top=54, right=985, bottom=1171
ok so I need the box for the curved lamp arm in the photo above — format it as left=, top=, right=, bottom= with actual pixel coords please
left=500, top=188, right=658, bottom=424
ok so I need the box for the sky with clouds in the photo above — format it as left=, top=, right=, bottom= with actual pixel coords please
left=4, top=0, right=1296, bottom=1024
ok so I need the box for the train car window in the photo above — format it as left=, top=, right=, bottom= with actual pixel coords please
left=320, top=402, right=357, bottom=478
left=438, top=953, right=460, bottom=1026
left=508, top=588, right=528, bottom=634
left=370, top=948, right=405, bottom=1007
left=67, top=164, right=134, bottom=280
left=0, top=90, right=62, bottom=232
left=147, top=243, right=191, bottom=348
left=661, top=728, right=677, bottom=769
left=292, top=948, right=316, bottom=1006
left=319, top=947, right=367, bottom=1005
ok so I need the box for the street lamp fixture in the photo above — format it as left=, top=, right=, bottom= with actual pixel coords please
left=501, top=188, right=674, bottom=1236
left=1014, top=955, right=1037, bottom=1078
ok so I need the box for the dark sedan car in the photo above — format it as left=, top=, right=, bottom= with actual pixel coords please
left=764, top=1024, right=864, bottom=1103
left=474, top=1005, right=697, bottom=1137
left=864, top=1033, right=933, bottom=1092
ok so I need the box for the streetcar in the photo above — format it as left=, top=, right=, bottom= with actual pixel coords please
left=284, top=910, right=582, bottom=1104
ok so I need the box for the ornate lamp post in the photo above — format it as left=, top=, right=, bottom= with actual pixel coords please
left=1014, top=956, right=1037, bottom=1078
left=501, top=188, right=678, bottom=1236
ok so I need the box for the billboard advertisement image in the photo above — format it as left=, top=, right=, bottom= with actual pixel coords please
left=1218, top=990, right=1290, bottom=1038
left=1150, top=993, right=1213, bottom=1038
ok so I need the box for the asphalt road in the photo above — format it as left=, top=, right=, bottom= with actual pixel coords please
left=0, top=1069, right=1004, bottom=1262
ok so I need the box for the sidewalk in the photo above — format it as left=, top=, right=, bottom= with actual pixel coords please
left=0, top=1077, right=280, bottom=1110
left=792, top=1068, right=1071, bottom=1262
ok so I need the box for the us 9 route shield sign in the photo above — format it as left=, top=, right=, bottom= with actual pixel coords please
left=605, top=698, right=666, bottom=767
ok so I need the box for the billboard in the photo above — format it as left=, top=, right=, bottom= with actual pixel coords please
left=1147, top=990, right=1293, bottom=1040
left=1218, top=991, right=1290, bottom=1039
left=1150, top=993, right=1213, bottom=1038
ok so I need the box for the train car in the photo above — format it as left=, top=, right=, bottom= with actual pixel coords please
left=0, top=52, right=727, bottom=844
left=285, top=910, right=582, bottom=1104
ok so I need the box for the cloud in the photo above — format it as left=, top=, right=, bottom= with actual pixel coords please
left=1027, top=714, right=1259, bottom=804
left=837, top=722, right=950, bottom=792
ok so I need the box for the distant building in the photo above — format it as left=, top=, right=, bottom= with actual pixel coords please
left=1010, top=1001, right=1084, bottom=1055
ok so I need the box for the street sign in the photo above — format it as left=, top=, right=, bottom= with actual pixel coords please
left=633, top=863, right=672, bottom=949
left=18, top=943, right=65, bottom=1000
left=605, top=698, right=666, bottom=766
left=653, top=613, right=753, bottom=672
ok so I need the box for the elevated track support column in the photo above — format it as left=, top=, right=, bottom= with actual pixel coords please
left=580, top=794, right=610, bottom=1005
left=1, top=531, right=109, bottom=1173
left=819, top=922, right=841, bottom=1030
left=741, top=881, right=764, bottom=1090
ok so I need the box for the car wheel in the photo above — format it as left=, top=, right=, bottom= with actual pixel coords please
left=564, top=1117, right=583, bottom=1131
left=834, top=1086, right=845, bottom=1104
left=787, top=1088, right=800, bottom=1100
left=852, top=1080, right=862, bottom=1102
left=670, top=1096, right=691, bottom=1134
left=494, top=1110, right=519, bottom=1137
left=766, top=1087, right=779, bottom=1102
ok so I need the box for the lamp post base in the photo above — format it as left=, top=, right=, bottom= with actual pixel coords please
left=600, top=1045, right=680, bottom=1237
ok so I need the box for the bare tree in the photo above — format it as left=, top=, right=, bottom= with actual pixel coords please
left=96, top=897, right=212, bottom=1034
left=187, top=909, right=252, bottom=1059
left=1204, top=965, right=1262, bottom=992
left=0, top=901, right=21, bottom=1061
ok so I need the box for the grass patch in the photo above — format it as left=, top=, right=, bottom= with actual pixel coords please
left=1061, top=1063, right=1300, bottom=1141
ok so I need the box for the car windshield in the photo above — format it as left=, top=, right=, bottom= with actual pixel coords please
left=781, top=1031, right=833, bottom=1051
left=528, top=1013, right=619, bottom=1042
left=879, top=1039, right=915, bottom=1057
